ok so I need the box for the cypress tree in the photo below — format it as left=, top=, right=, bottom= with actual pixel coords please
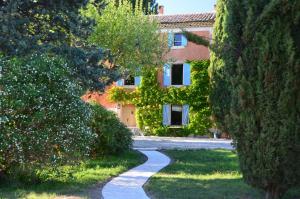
left=210, top=0, right=300, bottom=198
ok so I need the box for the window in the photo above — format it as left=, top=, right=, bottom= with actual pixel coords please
left=171, top=105, right=182, bottom=125
left=171, top=64, right=183, bottom=85
left=174, top=33, right=182, bottom=46
left=124, top=75, right=134, bottom=86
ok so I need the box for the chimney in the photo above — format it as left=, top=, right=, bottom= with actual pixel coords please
left=158, top=5, right=164, bottom=15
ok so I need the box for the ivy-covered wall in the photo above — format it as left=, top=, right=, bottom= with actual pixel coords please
left=108, top=60, right=211, bottom=136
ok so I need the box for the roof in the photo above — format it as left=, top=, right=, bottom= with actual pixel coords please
left=151, top=13, right=215, bottom=24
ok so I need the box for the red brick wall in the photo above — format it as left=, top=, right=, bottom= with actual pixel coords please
left=165, top=31, right=211, bottom=62
left=158, top=30, right=211, bottom=87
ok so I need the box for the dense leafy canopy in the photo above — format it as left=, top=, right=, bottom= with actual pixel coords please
left=0, top=0, right=119, bottom=91
left=84, top=0, right=167, bottom=77
left=210, top=0, right=300, bottom=198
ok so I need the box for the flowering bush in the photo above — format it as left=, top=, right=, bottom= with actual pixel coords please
left=0, top=54, right=96, bottom=175
left=89, top=103, right=132, bottom=156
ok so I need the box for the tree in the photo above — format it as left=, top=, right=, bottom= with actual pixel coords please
left=115, top=0, right=158, bottom=14
left=211, top=1, right=300, bottom=198
left=84, top=0, right=167, bottom=77
left=129, top=0, right=158, bottom=14
left=185, top=0, right=300, bottom=198
left=0, top=0, right=119, bottom=91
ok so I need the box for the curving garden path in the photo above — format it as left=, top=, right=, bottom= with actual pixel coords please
left=102, top=150, right=170, bottom=199
left=102, top=136, right=233, bottom=199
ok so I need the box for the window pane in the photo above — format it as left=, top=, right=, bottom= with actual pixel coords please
left=171, top=105, right=183, bottom=125
left=124, top=75, right=134, bottom=85
left=174, top=33, right=182, bottom=41
left=171, top=64, right=183, bottom=85
left=174, top=33, right=182, bottom=46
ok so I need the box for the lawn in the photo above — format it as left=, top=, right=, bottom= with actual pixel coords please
left=145, top=149, right=300, bottom=199
left=0, top=150, right=145, bottom=199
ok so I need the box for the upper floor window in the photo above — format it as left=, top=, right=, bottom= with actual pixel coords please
left=124, top=75, right=134, bottom=86
left=168, top=32, right=188, bottom=48
left=171, top=64, right=183, bottom=85
left=174, top=33, right=183, bottom=46
left=116, top=76, right=141, bottom=87
left=163, top=63, right=191, bottom=87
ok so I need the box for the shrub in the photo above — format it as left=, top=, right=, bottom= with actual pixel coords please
left=89, top=104, right=133, bottom=155
left=0, top=54, right=96, bottom=176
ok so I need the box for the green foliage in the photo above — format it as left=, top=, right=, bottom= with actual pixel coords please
left=0, top=151, right=144, bottom=198
left=183, top=31, right=210, bottom=47
left=108, top=60, right=212, bottom=136
left=210, top=0, right=300, bottom=198
left=89, top=104, right=133, bottom=155
left=129, top=0, right=158, bottom=14
left=115, top=0, right=158, bottom=14
left=84, top=0, right=167, bottom=74
left=0, top=54, right=96, bottom=175
left=0, top=0, right=120, bottom=91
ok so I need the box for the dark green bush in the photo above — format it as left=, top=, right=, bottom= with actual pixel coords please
left=0, top=54, right=96, bottom=177
left=89, top=104, right=133, bottom=155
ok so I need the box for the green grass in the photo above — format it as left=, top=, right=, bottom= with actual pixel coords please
left=0, top=150, right=145, bottom=199
left=145, top=149, right=300, bottom=199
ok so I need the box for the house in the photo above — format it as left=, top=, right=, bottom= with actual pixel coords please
left=85, top=7, right=215, bottom=134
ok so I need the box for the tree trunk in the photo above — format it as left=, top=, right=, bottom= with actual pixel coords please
left=265, top=185, right=286, bottom=199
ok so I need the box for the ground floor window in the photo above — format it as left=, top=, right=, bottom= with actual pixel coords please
left=171, top=105, right=183, bottom=125
left=163, top=104, right=189, bottom=126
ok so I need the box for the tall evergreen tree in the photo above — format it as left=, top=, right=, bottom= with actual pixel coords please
left=115, top=0, right=158, bottom=14
left=210, top=0, right=300, bottom=198
left=185, top=0, right=300, bottom=198
left=130, top=0, right=158, bottom=14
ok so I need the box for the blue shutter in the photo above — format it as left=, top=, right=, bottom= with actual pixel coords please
left=168, top=32, right=174, bottom=48
left=182, top=34, right=188, bottom=47
left=163, top=104, right=171, bottom=126
left=116, top=79, right=123, bottom=86
left=163, top=63, right=171, bottom=86
left=182, top=105, right=189, bottom=125
left=134, top=76, right=141, bottom=86
left=183, top=63, right=191, bottom=85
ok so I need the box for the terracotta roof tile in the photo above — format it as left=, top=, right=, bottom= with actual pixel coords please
left=151, top=13, right=215, bottom=24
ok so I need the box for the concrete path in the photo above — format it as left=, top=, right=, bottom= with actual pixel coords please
left=133, top=136, right=233, bottom=150
left=102, top=150, right=170, bottom=199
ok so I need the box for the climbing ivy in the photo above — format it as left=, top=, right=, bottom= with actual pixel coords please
left=108, top=60, right=211, bottom=136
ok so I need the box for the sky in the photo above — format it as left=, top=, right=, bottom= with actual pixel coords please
left=156, top=0, right=217, bottom=15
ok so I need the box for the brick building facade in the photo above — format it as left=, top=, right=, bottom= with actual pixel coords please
left=84, top=11, right=215, bottom=128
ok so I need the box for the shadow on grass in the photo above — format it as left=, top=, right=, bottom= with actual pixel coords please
left=147, top=177, right=263, bottom=199
left=0, top=150, right=146, bottom=199
left=161, top=149, right=240, bottom=175
left=145, top=149, right=300, bottom=199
